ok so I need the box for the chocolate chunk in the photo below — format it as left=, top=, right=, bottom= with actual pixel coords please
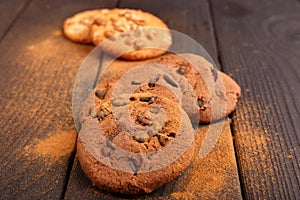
left=140, top=95, right=157, bottom=104
left=97, top=108, right=110, bottom=119
left=101, top=147, right=111, bottom=157
left=106, top=139, right=115, bottom=150
left=112, top=97, right=127, bottom=107
left=176, top=66, right=185, bottom=75
left=167, top=132, right=176, bottom=138
left=129, top=96, right=136, bottom=101
left=148, top=75, right=160, bottom=88
left=134, top=29, right=142, bottom=37
left=137, top=115, right=152, bottom=126
left=147, top=130, right=157, bottom=137
left=157, top=134, right=170, bottom=146
left=211, top=68, right=218, bottom=82
left=150, top=105, right=160, bottom=114
left=131, top=80, right=141, bottom=85
left=163, top=74, right=178, bottom=88
left=95, top=89, right=107, bottom=99
left=133, top=131, right=151, bottom=143
left=129, top=156, right=142, bottom=174
left=134, top=40, right=145, bottom=49
left=146, top=30, right=156, bottom=40
left=129, top=159, right=138, bottom=174
left=197, top=97, right=207, bottom=110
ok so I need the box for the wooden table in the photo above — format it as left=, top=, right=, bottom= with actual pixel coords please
left=0, top=0, right=299, bottom=199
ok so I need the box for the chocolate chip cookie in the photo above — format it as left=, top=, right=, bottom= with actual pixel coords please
left=153, top=53, right=241, bottom=123
left=63, top=9, right=110, bottom=44
left=78, top=91, right=195, bottom=194
left=63, top=8, right=172, bottom=60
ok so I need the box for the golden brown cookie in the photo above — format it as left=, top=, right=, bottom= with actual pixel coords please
left=78, top=91, right=195, bottom=194
left=64, top=8, right=171, bottom=60
left=91, top=9, right=172, bottom=60
left=92, top=53, right=241, bottom=124
left=153, top=53, right=241, bottom=123
left=63, top=9, right=110, bottom=44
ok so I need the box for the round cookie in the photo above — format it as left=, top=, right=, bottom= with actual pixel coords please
left=153, top=53, right=241, bottom=123
left=91, top=9, right=172, bottom=60
left=63, top=9, right=110, bottom=44
left=93, top=53, right=241, bottom=124
left=78, top=91, right=195, bottom=194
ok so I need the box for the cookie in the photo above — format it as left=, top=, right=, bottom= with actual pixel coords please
left=63, top=9, right=110, bottom=44
left=64, top=8, right=171, bottom=60
left=91, top=9, right=172, bottom=60
left=78, top=91, right=195, bottom=194
left=153, top=53, right=241, bottom=123
left=93, top=53, right=241, bottom=124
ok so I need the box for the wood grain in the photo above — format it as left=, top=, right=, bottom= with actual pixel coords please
left=65, top=119, right=242, bottom=199
left=210, top=0, right=300, bottom=199
left=64, top=0, right=242, bottom=199
left=0, top=0, right=117, bottom=199
left=0, top=0, right=31, bottom=41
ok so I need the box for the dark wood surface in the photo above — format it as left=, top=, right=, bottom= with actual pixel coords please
left=0, top=0, right=31, bottom=40
left=0, top=0, right=116, bottom=199
left=210, top=0, right=300, bottom=199
left=0, top=0, right=299, bottom=199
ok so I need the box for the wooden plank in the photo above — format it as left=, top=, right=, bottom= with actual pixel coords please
left=210, top=0, right=300, bottom=198
left=65, top=116, right=242, bottom=199
left=0, top=0, right=117, bottom=199
left=118, top=0, right=219, bottom=66
left=64, top=0, right=242, bottom=199
left=0, top=0, right=31, bottom=41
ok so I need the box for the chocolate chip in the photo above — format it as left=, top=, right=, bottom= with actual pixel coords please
left=150, top=105, right=160, bottom=114
left=101, top=147, right=111, bottom=157
left=129, top=96, right=136, bottom=101
left=197, top=97, right=207, bottom=110
left=112, top=97, right=127, bottom=107
left=176, top=66, right=185, bottom=75
left=157, top=134, right=170, bottom=146
left=134, top=40, right=145, bottom=50
left=137, top=115, right=152, bottom=126
left=134, top=29, right=142, bottom=37
left=147, top=130, right=157, bottom=137
left=95, top=89, right=107, bottom=99
left=131, top=80, right=141, bottom=85
left=106, top=139, right=115, bottom=150
left=129, top=156, right=142, bottom=174
left=97, top=108, right=110, bottom=119
left=129, top=159, right=138, bottom=174
left=133, top=131, right=151, bottom=143
left=146, top=30, right=156, bottom=40
left=140, top=96, right=151, bottom=102
left=167, top=132, right=176, bottom=138
left=148, top=75, right=160, bottom=88
left=211, top=68, right=218, bottom=82
left=163, top=74, right=178, bottom=88
left=216, top=89, right=225, bottom=100
left=140, top=95, right=157, bottom=103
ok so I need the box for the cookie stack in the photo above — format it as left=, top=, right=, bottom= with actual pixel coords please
left=65, top=8, right=241, bottom=195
